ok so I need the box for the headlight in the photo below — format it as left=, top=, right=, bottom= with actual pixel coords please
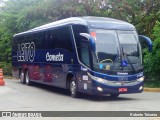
left=96, top=77, right=108, bottom=84
left=87, top=73, right=108, bottom=84
left=137, top=76, right=145, bottom=82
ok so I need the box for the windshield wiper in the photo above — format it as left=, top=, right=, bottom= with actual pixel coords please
left=121, top=45, right=136, bottom=73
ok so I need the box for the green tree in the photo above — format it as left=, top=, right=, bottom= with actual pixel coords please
left=144, top=21, right=160, bottom=87
left=0, top=0, right=160, bottom=82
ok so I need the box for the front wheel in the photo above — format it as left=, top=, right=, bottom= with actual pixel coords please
left=70, top=78, right=79, bottom=98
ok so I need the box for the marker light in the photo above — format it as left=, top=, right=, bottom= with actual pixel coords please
left=90, top=32, right=96, bottom=38
left=88, top=73, right=109, bottom=84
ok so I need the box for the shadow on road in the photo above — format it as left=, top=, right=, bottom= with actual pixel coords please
left=79, top=94, right=138, bottom=102
left=19, top=81, right=138, bottom=102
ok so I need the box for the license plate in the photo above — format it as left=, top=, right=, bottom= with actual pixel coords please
left=119, top=88, right=128, bottom=92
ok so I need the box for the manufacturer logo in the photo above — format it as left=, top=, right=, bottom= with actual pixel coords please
left=117, top=72, right=128, bottom=75
left=118, top=77, right=128, bottom=81
left=121, top=81, right=125, bottom=85
left=118, top=77, right=128, bottom=85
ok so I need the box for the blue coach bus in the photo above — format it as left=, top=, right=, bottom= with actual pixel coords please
left=12, top=16, right=152, bottom=98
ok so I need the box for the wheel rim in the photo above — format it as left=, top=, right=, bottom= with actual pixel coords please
left=70, top=81, right=76, bottom=95
left=26, top=71, right=29, bottom=84
left=20, top=72, right=24, bottom=82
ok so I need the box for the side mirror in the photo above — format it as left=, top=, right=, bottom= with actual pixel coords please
left=139, top=35, right=152, bottom=52
left=80, top=33, right=96, bottom=52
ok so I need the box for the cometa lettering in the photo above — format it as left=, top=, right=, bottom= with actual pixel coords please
left=117, top=72, right=128, bottom=75
left=46, top=52, right=64, bottom=62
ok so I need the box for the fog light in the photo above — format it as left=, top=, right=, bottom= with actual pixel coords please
left=97, top=87, right=103, bottom=92
left=139, top=86, right=143, bottom=90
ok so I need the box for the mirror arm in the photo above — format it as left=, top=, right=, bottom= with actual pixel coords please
left=80, top=33, right=90, bottom=39
left=139, top=35, right=153, bottom=52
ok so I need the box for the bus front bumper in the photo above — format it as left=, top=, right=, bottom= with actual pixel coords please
left=91, top=80, right=144, bottom=95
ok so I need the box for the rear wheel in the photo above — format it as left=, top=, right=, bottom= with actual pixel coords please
left=25, top=70, right=32, bottom=86
left=20, top=70, right=25, bottom=84
left=70, top=78, right=78, bottom=98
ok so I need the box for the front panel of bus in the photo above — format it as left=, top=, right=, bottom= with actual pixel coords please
left=76, top=27, right=144, bottom=95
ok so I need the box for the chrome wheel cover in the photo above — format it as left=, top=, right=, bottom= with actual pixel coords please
left=70, top=81, right=76, bottom=95
left=26, top=71, right=29, bottom=84
left=20, top=72, right=24, bottom=82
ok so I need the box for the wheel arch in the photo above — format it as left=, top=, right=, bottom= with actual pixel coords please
left=19, top=67, right=28, bottom=78
left=19, top=68, right=22, bottom=78
left=66, top=72, right=77, bottom=89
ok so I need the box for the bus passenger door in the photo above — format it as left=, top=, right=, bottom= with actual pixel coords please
left=78, top=37, right=92, bottom=93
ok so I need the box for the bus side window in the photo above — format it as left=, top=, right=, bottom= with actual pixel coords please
left=12, top=37, right=18, bottom=52
left=49, top=26, right=73, bottom=52
left=37, top=32, right=45, bottom=49
left=80, top=39, right=90, bottom=67
left=72, top=25, right=88, bottom=63
left=45, top=31, right=54, bottom=49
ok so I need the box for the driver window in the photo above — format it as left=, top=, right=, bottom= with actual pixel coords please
left=80, top=39, right=90, bottom=67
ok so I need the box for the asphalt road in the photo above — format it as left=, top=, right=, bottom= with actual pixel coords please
left=0, top=79, right=160, bottom=120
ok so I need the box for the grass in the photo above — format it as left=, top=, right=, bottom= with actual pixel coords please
left=4, top=75, right=13, bottom=79
left=144, top=81, right=160, bottom=88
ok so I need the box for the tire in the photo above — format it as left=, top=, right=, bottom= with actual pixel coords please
left=70, top=78, right=78, bottom=98
left=25, top=70, right=32, bottom=86
left=20, top=70, right=25, bottom=84
left=110, top=93, right=120, bottom=98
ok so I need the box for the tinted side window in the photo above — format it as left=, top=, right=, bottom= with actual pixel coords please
left=72, top=25, right=91, bottom=66
left=12, top=37, right=18, bottom=52
left=39, top=32, right=46, bottom=49
left=14, top=33, right=43, bottom=50
left=45, top=31, right=54, bottom=49
left=23, top=32, right=46, bottom=50
left=44, top=26, right=73, bottom=52
left=54, top=26, right=73, bottom=52
left=81, top=39, right=90, bottom=67
left=72, top=25, right=88, bottom=64
left=31, top=33, right=42, bottom=49
left=72, top=25, right=88, bottom=50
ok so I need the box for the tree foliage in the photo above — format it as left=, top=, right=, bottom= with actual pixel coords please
left=144, top=21, right=160, bottom=86
left=0, top=0, right=159, bottom=85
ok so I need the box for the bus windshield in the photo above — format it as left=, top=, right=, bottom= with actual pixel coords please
left=90, top=29, right=142, bottom=74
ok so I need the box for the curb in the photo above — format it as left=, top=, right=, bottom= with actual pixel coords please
left=144, top=88, right=160, bottom=92
left=4, top=76, right=13, bottom=79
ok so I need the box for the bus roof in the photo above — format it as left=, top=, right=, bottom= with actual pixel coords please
left=14, top=16, right=135, bottom=36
